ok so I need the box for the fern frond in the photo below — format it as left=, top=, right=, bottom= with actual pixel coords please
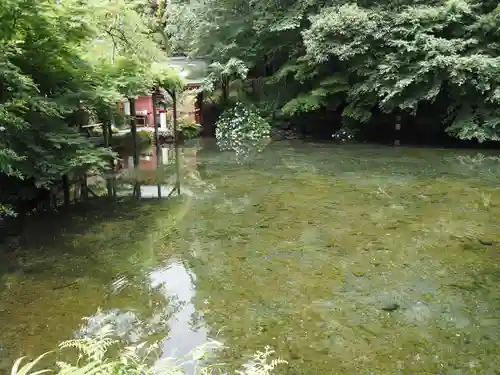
left=272, top=62, right=302, bottom=82
left=59, top=325, right=118, bottom=362
left=11, top=352, right=53, bottom=375
left=236, top=346, right=287, bottom=375
left=57, top=360, right=108, bottom=375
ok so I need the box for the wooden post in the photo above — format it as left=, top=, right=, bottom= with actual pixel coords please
left=102, top=123, right=109, bottom=148
left=107, top=107, right=114, bottom=145
left=395, top=115, right=401, bottom=146
left=152, top=89, right=160, bottom=147
left=172, top=88, right=181, bottom=196
left=195, top=91, right=203, bottom=126
left=129, top=98, right=139, bottom=167
left=102, top=122, right=114, bottom=197
left=107, top=120, right=116, bottom=198
left=129, top=98, right=141, bottom=198
left=156, top=141, right=162, bottom=199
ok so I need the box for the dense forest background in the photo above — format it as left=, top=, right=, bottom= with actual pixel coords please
left=162, top=0, right=500, bottom=144
left=1, top=0, right=500, bottom=217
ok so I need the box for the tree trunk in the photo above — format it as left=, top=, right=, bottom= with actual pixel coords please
left=62, top=174, right=70, bottom=208
left=221, top=78, right=229, bottom=106
left=73, top=182, right=79, bottom=202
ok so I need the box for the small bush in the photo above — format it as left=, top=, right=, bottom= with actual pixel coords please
left=0, top=204, right=16, bottom=218
left=178, top=117, right=201, bottom=139
left=137, top=129, right=153, bottom=142
left=215, top=102, right=271, bottom=162
left=109, top=130, right=152, bottom=150
left=332, top=127, right=357, bottom=142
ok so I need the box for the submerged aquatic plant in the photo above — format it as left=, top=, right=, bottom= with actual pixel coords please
left=11, top=323, right=286, bottom=375
left=215, top=103, right=271, bottom=163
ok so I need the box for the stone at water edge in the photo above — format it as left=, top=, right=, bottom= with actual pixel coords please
left=478, top=239, right=494, bottom=246
left=381, top=303, right=400, bottom=312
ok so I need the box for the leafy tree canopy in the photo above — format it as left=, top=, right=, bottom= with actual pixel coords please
left=0, top=0, right=181, bottom=190
left=159, top=0, right=500, bottom=142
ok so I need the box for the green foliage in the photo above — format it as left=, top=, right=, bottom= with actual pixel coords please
left=110, top=130, right=152, bottom=150
left=200, top=58, right=249, bottom=106
left=11, top=353, right=52, bottom=375
left=301, top=0, right=500, bottom=140
left=0, top=204, right=16, bottom=218
left=0, top=0, right=184, bottom=212
left=201, top=59, right=249, bottom=91
left=151, top=64, right=184, bottom=92
left=11, top=323, right=286, bottom=375
left=178, top=118, right=201, bottom=139
left=155, top=0, right=500, bottom=142
left=0, top=0, right=114, bottom=182
left=215, top=103, right=271, bottom=162
left=281, top=74, right=348, bottom=116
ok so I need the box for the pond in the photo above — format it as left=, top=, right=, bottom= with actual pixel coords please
left=1, top=139, right=500, bottom=374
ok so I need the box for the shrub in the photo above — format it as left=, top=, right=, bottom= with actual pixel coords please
left=0, top=204, right=16, bottom=218
left=137, top=129, right=153, bottom=142
left=109, top=130, right=152, bottom=150
left=332, top=127, right=357, bottom=142
left=215, top=103, right=271, bottom=162
left=177, top=117, right=201, bottom=139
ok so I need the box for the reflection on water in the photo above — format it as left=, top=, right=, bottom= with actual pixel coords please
left=139, top=185, right=195, bottom=198
left=149, top=261, right=208, bottom=359
left=116, top=141, right=213, bottom=200
left=1, top=140, right=500, bottom=374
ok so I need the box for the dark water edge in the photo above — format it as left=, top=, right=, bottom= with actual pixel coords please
left=1, top=140, right=500, bottom=374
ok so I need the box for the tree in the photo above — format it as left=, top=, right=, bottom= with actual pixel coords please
left=0, top=0, right=112, bottom=184
left=0, top=0, right=182, bottom=215
left=156, top=0, right=500, bottom=143
left=303, top=1, right=500, bottom=141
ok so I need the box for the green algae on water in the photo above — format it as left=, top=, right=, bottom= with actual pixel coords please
left=1, top=141, right=500, bottom=374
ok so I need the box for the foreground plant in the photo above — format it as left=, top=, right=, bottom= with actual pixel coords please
left=11, top=325, right=286, bottom=375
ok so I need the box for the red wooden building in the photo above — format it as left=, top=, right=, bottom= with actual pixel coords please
left=118, top=57, right=207, bottom=129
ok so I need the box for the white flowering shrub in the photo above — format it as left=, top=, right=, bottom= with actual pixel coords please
left=332, top=127, right=357, bottom=142
left=215, top=103, right=271, bottom=162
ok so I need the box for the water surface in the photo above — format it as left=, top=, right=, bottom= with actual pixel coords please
left=1, top=140, right=499, bottom=374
